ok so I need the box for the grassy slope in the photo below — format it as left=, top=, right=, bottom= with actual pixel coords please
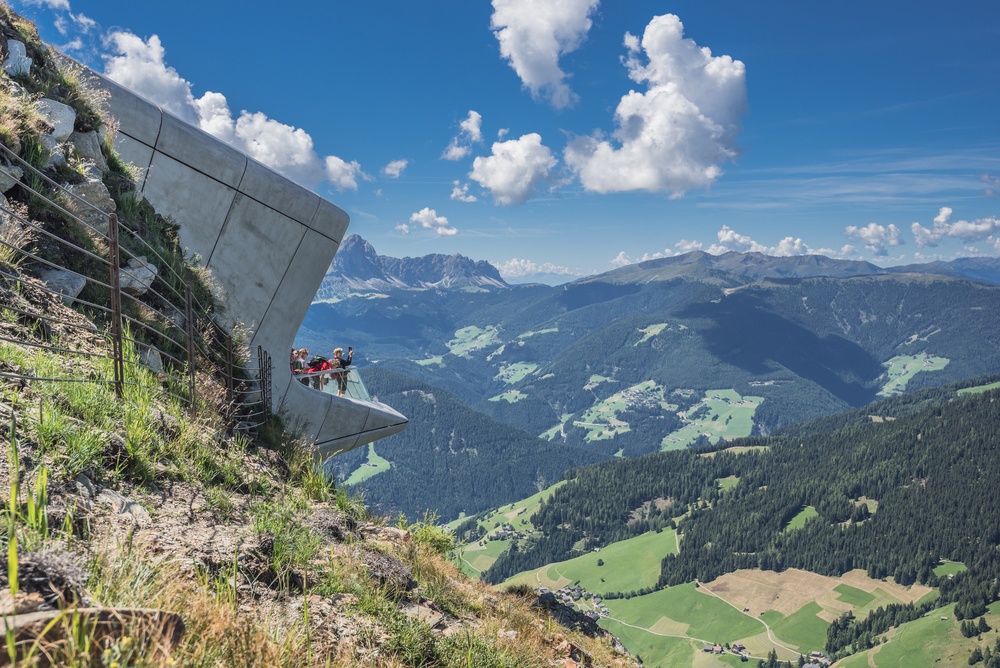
left=504, top=529, right=679, bottom=594
left=836, top=601, right=1000, bottom=667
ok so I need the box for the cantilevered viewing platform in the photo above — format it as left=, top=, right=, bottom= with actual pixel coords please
left=91, top=70, right=407, bottom=456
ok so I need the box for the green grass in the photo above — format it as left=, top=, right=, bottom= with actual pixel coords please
left=932, top=561, right=967, bottom=577
left=716, top=475, right=739, bottom=492
left=517, top=328, right=557, bottom=339
left=635, top=323, right=668, bottom=346
left=488, top=389, right=528, bottom=403
left=783, top=505, right=819, bottom=532
left=504, top=529, right=678, bottom=595
left=958, top=380, right=1000, bottom=395
left=342, top=445, right=390, bottom=486
left=603, top=583, right=763, bottom=645
left=495, top=362, right=537, bottom=384
left=446, top=325, right=501, bottom=358
left=660, top=389, right=763, bottom=449
left=455, top=537, right=512, bottom=578
left=830, top=600, right=1000, bottom=666
left=834, top=583, right=876, bottom=607
left=878, top=353, right=949, bottom=397
left=762, top=602, right=829, bottom=653
left=414, top=355, right=443, bottom=366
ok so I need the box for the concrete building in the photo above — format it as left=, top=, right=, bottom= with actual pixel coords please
left=92, top=72, right=406, bottom=458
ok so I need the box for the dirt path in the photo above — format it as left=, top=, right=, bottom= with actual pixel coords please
left=601, top=616, right=767, bottom=661
left=695, top=580, right=800, bottom=659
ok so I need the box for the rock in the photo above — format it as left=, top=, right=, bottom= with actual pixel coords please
left=68, top=130, right=108, bottom=174
left=139, top=345, right=164, bottom=373
left=95, top=487, right=152, bottom=527
left=361, top=548, right=413, bottom=596
left=3, top=39, right=32, bottom=76
left=65, top=178, right=116, bottom=234
left=35, top=98, right=76, bottom=142
left=0, top=163, right=23, bottom=192
left=36, top=267, right=86, bottom=306
left=120, top=255, right=157, bottom=295
left=372, top=526, right=411, bottom=545
left=73, top=473, right=97, bottom=499
left=38, top=133, right=65, bottom=169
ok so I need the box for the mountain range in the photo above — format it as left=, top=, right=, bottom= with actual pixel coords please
left=301, top=238, right=1000, bottom=521
left=312, top=234, right=508, bottom=300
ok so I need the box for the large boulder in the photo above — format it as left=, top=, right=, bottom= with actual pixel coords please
left=2, top=39, right=31, bottom=76
left=65, top=179, right=116, bottom=234
left=0, top=163, right=23, bottom=193
left=36, top=267, right=86, bottom=306
left=119, top=256, right=157, bottom=295
left=35, top=98, right=76, bottom=142
left=68, top=130, right=108, bottom=175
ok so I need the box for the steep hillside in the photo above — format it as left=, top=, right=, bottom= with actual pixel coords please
left=478, top=379, right=1000, bottom=663
left=0, top=8, right=637, bottom=666
left=327, top=366, right=608, bottom=522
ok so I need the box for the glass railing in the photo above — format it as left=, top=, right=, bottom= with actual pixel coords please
left=293, top=367, right=371, bottom=402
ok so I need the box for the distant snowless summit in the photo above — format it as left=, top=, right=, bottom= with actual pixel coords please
left=313, top=235, right=508, bottom=300
left=315, top=235, right=1000, bottom=301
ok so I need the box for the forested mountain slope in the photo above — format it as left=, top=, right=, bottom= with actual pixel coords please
left=483, top=380, right=1000, bottom=628
left=325, top=366, right=608, bottom=521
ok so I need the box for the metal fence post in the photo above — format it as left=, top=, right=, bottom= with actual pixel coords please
left=108, top=213, right=124, bottom=398
left=184, top=286, right=195, bottom=415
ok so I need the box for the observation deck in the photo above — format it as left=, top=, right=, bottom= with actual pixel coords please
left=89, top=69, right=407, bottom=456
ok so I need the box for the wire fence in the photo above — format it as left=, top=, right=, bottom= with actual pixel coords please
left=0, top=140, right=271, bottom=433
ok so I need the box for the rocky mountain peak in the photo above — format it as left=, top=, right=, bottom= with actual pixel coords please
left=314, top=235, right=509, bottom=301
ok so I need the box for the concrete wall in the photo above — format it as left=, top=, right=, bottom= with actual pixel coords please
left=92, top=73, right=406, bottom=454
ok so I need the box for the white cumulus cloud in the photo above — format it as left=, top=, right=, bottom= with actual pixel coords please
left=394, top=223, right=411, bottom=234
left=844, top=222, right=904, bottom=256
left=102, top=32, right=364, bottom=191
left=410, top=207, right=458, bottom=236
left=564, top=13, right=747, bottom=196
left=674, top=239, right=704, bottom=253
left=442, top=110, right=483, bottom=161
left=450, top=181, right=478, bottom=203
left=382, top=159, right=408, bottom=178
left=496, top=258, right=577, bottom=279
left=610, top=251, right=632, bottom=268
left=470, top=133, right=557, bottom=205
left=911, top=206, right=1000, bottom=248
left=708, top=226, right=814, bottom=257
left=490, top=0, right=599, bottom=109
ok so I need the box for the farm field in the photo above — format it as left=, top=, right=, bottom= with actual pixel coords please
left=698, top=568, right=933, bottom=654
left=600, top=583, right=782, bottom=665
left=661, top=389, right=763, bottom=449
left=878, top=353, right=949, bottom=396
left=504, top=529, right=679, bottom=595
left=446, top=324, right=501, bottom=357
left=448, top=482, right=565, bottom=577
left=495, top=362, right=538, bottom=384
left=456, top=537, right=512, bottom=579
left=341, top=444, right=390, bottom=485
left=835, top=601, right=1000, bottom=667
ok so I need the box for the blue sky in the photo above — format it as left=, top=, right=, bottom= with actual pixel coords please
left=11, top=0, right=1000, bottom=282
